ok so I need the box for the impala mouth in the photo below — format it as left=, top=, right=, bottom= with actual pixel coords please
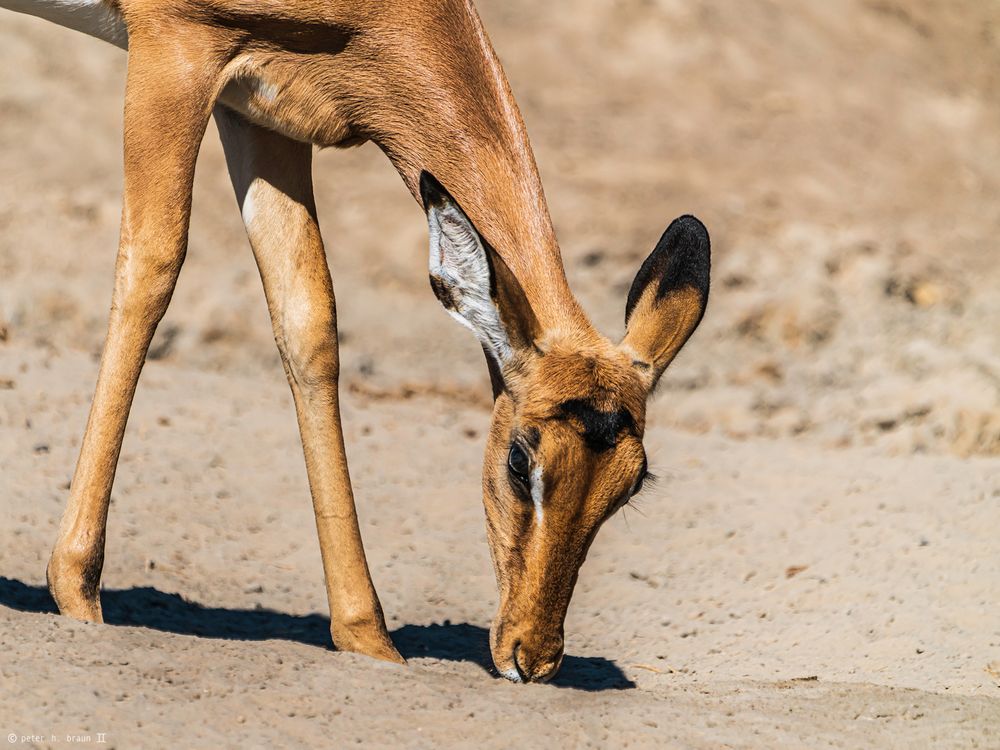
left=500, top=667, right=524, bottom=684
left=499, top=642, right=527, bottom=684
left=497, top=641, right=562, bottom=684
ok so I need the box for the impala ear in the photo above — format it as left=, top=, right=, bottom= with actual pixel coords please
left=621, top=215, right=710, bottom=390
left=421, top=171, right=541, bottom=369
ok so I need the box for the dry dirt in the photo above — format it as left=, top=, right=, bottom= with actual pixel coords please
left=1, top=0, right=999, bottom=747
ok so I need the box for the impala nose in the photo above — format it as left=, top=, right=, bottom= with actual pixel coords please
left=503, top=640, right=564, bottom=684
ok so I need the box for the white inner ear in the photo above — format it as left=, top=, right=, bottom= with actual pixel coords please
left=428, top=203, right=513, bottom=365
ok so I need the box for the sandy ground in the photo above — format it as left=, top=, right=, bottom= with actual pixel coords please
left=1, top=0, right=999, bottom=747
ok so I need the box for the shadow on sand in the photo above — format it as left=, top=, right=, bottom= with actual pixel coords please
left=0, top=577, right=635, bottom=691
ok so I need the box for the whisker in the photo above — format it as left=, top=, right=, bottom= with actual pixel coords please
left=621, top=505, right=633, bottom=531
left=624, top=498, right=648, bottom=518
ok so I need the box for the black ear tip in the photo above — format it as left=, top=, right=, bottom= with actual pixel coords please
left=664, top=214, right=711, bottom=257
left=419, top=170, right=448, bottom=210
left=657, top=213, right=711, bottom=292
left=625, top=213, right=712, bottom=324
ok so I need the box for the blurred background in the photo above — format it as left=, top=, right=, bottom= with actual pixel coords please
left=1, top=0, right=998, bottom=457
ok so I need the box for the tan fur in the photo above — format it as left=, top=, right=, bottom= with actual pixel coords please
left=19, top=0, right=709, bottom=681
left=623, top=285, right=706, bottom=389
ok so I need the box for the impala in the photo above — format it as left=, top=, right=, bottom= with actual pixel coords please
left=1, top=0, right=710, bottom=683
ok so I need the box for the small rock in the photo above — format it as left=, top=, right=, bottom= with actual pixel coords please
left=910, top=281, right=942, bottom=308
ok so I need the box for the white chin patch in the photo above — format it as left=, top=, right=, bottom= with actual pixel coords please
left=500, top=667, right=523, bottom=684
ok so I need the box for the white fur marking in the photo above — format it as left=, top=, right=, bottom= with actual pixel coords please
left=427, top=203, right=513, bottom=364
left=501, top=667, right=522, bottom=683
left=256, top=78, right=280, bottom=104
left=530, top=465, right=544, bottom=524
left=241, top=182, right=260, bottom=228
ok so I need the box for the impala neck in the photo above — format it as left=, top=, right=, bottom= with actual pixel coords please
left=359, top=1, right=593, bottom=335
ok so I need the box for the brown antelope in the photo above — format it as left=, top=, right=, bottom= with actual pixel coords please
left=2, top=0, right=710, bottom=683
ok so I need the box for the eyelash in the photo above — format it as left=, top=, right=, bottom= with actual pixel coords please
left=635, top=470, right=655, bottom=496
left=632, top=455, right=651, bottom=495
left=615, top=467, right=654, bottom=516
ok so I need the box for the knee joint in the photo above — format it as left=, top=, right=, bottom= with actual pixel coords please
left=277, top=306, right=339, bottom=390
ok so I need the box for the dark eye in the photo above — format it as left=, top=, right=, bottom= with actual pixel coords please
left=631, top=474, right=646, bottom=497
left=507, top=442, right=531, bottom=486
left=631, top=457, right=649, bottom=497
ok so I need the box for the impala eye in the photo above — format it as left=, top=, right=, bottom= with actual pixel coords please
left=631, top=456, right=649, bottom=497
left=631, top=475, right=645, bottom=496
left=507, top=442, right=531, bottom=487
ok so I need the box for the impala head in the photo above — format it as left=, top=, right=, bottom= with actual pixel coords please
left=421, top=172, right=709, bottom=683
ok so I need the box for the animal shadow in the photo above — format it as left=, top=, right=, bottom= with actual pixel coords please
left=392, top=621, right=635, bottom=691
left=0, top=577, right=634, bottom=691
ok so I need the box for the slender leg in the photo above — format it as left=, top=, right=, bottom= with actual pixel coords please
left=47, top=33, right=221, bottom=621
left=214, top=106, right=402, bottom=663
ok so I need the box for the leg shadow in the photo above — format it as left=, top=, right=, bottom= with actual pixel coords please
left=0, top=577, right=635, bottom=691
left=0, top=576, right=330, bottom=647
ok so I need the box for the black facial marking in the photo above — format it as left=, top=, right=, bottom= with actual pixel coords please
left=523, top=426, right=542, bottom=451
left=625, top=214, right=711, bottom=325
left=558, top=399, right=636, bottom=453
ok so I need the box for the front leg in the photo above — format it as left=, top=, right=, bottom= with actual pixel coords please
left=48, top=30, right=223, bottom=620
left=214, top=107, right=402, bottom=663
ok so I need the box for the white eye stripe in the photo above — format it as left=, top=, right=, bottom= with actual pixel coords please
left=530, top=465, right=544, bottom=524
